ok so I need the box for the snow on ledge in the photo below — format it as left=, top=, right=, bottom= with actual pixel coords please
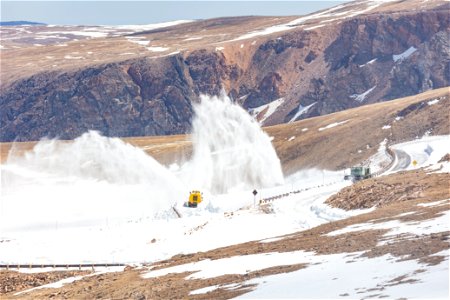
left=289, top=102, right=316, bottom=123
left=359, top=58, right=377, bottom=67
left=250, top=98, right=285, bottom=124
left=350, top=86, right=376, bottom=102
left=393, top=46, right=417, bottom=62
left=146, top=46, right=169, bottom=52
left=427, top=99, right=439, bottom=105
left=318, top=119, right=350, bottom=131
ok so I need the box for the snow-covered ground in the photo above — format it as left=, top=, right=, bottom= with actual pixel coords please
left=240, top=250, right=449, bottom=299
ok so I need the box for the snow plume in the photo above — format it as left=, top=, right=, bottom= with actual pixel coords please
left=2, top=131, right=185, bottom=224
left=185, top=92, right=284, bottom=194
left=1, top=95, right=284, bottom=226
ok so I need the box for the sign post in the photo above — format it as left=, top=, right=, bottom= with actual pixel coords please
left=253, top=189, right=258, bottom=207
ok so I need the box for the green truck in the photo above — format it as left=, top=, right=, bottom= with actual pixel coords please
left=344, top=166, right=372, bottom=182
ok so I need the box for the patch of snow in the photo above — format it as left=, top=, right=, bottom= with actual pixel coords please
left=130, top=40, right=150, bottom=46
left=359, top=58, right=377, bottom=67
left=146, top=46, right=169, bottom=52
left=289, top=102, right=316, bottom=123
left=382, top=125, right=391, bottom=130
left=112, top=20, right=193, bottom=32
left=239, top=251, right=449, bottom=299
left=318, top=119, right=350, bottom=131
left=250, top=98, right=285, bottom=124
left=427, top=99, right=439, bottom=105
left=394, top=116, right=403, bottom=121
left=190, top=283, right=241, bottom=295
left=14, top=266, right=125, bottom=296
left=350, top=85, right=376, bottom=102
left=119, top=52, right=135, bottom=56
left=44, top=31, right=108, bottom=38
left=64, top=55, right=84, bottom=60
left=417, top=199, right=450, bottom=208
left=240, top=44, right=244, bottom=48
left=190, top=285, right=220, bottom=295
left=395, top=211, right=417, bottom=217
left=327, top=210, right=450, bottom=241
left=183, top=36, right=203, bottom=41
left=304, top=24, right=325, bottom=31
left=143, top=250, right=311, bottom=279
left=393, top=46, right=417, bottom=62
left=215, top=46, right=224, bottom=51
left=301, top=128, right=308, bottom=132
left=259, top=236, right=285, bottom=244
left=231, top=3, right=356, bottom=41
left=288, top=136, right=295, bottom=142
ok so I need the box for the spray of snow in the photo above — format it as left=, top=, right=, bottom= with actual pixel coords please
left=1, top=93, right=284, bottom=234
left=183, top=93, right=284, bottom=194
left=1, top=131, right=186, bottom=232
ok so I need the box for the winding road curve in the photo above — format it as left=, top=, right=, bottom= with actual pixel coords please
left=390, top=149, right=412, bottom=172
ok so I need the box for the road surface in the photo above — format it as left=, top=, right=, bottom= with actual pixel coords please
left=390, top=149, right=411, bottom=172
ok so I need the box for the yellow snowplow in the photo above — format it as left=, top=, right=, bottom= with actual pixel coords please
left=187, top=190, right=203, bottom=208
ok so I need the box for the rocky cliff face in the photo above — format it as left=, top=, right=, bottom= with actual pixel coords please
left=1, top=0, right=449, bottom=142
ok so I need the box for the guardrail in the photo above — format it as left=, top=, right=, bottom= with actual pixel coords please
left=259, top=181, right=339, bottom=205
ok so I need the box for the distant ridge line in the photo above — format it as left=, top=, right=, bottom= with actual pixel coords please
left=0, top=21, right=46, bottom=26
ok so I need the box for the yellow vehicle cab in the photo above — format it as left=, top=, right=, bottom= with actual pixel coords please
left=188, top=190, right=203, bottom=208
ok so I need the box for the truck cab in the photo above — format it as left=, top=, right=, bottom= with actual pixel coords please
left=349, top=166, right=371, bottom=181
left=188, top=191, right=203, bottom=208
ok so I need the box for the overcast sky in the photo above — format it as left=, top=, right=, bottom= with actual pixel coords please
left=1, top=1, right=348, bottom=25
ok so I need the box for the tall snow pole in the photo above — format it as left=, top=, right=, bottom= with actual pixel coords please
left=253, top=189, right=258, bottom=208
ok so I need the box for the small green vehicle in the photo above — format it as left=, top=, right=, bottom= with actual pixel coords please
left=344, top=166, right=371, bottom=182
